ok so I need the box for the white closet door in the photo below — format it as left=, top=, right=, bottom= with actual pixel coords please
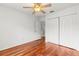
left=45, top=18, right=58, bottom=44
left=60, top=14, right=79, bottom=50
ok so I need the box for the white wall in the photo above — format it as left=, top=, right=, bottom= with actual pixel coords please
left=0, top=5, right=40, bottom=50
left=46, top=4, right=79, bottom=50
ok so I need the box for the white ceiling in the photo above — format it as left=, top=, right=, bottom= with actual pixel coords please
left=0, top=3, right=79, bottom=16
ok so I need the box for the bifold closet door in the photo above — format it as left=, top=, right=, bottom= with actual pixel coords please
left=60, top=13, right=79, bottom=50
left=45, top=18, right=58, bottom=44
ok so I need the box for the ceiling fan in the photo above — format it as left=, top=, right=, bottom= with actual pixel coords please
left=23, top=3, right=52, bottom=14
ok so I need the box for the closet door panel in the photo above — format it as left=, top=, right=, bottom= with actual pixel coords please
left=46, top=18, right=58, bottom=44
left=60, top=14, right=79, bottom=50
left=72, top=13, right=79, bottom=50
left=60, top=15, right=73, bottom=48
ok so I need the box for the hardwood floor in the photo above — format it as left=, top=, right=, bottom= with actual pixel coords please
left=44, top=42, right=79, bottom=56
left=0, top=38, right=79, bottom=56
left=0, top=38, right=45, bottom=56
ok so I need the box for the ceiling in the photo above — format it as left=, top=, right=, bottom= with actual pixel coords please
left=0, top=3, right=79, bottom=16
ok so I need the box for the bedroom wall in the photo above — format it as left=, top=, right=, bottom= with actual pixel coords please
left=0, top=5, right=41, bottom=50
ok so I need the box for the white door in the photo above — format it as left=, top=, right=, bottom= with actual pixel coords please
left=60, top=13, right=79, bottom=50
left=45, top=18, right=58, bottom=44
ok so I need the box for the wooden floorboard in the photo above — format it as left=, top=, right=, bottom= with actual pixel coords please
left=0, top=38, right=79, bottom=56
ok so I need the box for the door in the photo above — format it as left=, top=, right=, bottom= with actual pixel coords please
left=45, top=17, right=59, bottom=44
left=60, top=13, right=79, bottom=50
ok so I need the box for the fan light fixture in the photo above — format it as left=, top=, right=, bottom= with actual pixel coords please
left=23, top=3, right=52, bottom=14
left=33, top=3, right=43, bottom=12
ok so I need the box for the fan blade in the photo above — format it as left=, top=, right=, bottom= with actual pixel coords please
left=23, top=7, right=32, bottom=8
left=41, top=10, right=46, bottom=14
left=43, top=4, right=52, bottom=7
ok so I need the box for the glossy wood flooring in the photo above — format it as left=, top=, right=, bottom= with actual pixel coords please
left=0, top=38, right=79, bottom=56
left=44, top=42, right=79, bottom=56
